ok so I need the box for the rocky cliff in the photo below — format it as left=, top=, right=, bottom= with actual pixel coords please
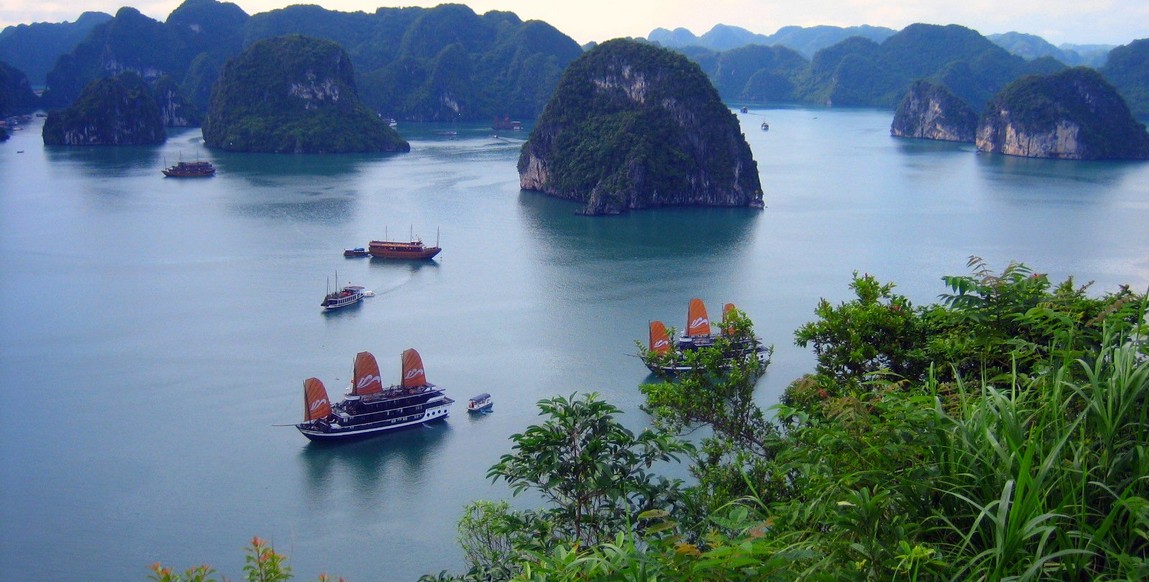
left=518, top=38, right=762, bottom=215
left=891, top=80, right=978, bottom=142
left=41, top=73, right=166, bottom=145
left=977, top=67, right=1149, bottom=159
left=201, top=35, right=408, bottom=153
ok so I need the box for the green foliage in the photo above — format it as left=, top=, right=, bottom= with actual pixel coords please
left=488, top=392, right=691, bottom=548
left=1101, top=39, right=1149, bottom=122
left=149, top=537, right=342, bottom=582
left=434, top=262, right=1147, bottom=581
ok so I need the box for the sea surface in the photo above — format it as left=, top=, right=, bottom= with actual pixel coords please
left=2, top=108, right=1148, bottom=581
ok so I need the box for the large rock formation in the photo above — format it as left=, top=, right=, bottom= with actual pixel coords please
left=518, top=38, right=762, bottom=215
left=976, top=67, right=1149, bottom=159
left=201, top=35, right=408, bottom=153
left=891, top=80, right=978, bottom=142
left=42, top=73, right=166, bottom=145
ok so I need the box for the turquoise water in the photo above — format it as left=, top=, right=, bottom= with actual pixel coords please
left=2, top=108, right=1147, bottom=580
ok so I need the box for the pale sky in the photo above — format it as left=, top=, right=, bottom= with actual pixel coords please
left=2, top=0, right=1146, bottom=47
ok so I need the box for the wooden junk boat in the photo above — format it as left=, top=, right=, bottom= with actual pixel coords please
left=162, top=160, right=215, bottom=177
left=641, top=298, right=769, bottom=376
left=368, top=228, right=441, bottom=260
left=297, top=349, right=454, bottom=441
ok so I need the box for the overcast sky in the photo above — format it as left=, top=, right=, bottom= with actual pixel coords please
left=2, top=0, right=1145, bottom=47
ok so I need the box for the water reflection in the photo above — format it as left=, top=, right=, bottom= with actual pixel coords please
left=516, top=190, right=761, bottom=262
left=299, top=422, right=451, bottom=496
left=43, top=143, right=162, bottom=176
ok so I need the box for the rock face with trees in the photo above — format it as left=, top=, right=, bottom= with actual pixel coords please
left=41, top=72, right=165, bottom=145
left=890, top=79, right=979, bottom=141
left=518, top=39, right=763, bottom=215
left=976, top=67, right=1149, bottom=159
left=201, top=35, right=408, bottom=153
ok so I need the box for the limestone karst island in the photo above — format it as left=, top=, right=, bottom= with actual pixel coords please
left=517, top=39, right=763, bottom=215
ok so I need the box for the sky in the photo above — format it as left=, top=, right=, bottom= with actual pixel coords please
left=1, top=0, right=1146, bottom=47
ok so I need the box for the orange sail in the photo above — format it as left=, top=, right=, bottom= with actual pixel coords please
left=352, top=351, right=384, bottom=396
left=401, top=348, right=428, bottom=388
left=649, top=321, right=671, bottom=354
left=303, top=377, right=332, bottom=421
left=686, top=298, right=711, bottom=337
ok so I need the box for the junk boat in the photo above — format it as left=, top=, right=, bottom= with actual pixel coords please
left=321, top=274, right=365, bottom=310
left=641, top=299, right=770, bottom=376
left=466, top=393, right=493, bottom=413
left=162, top=160, right=215, bottom=177
left=297, top=349, right=454, bottom=441
left=368, top=227, right=441, bottom=260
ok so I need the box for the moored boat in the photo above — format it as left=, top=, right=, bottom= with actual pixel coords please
left=297, top=349, right=454, bottom=441
left=162, top=160, right=215, bottom=177
left=368, top=228, right=441, bottom=260
left=343, top=247, right=369, bottom=257
left=466, top=393, right=493, bottom=413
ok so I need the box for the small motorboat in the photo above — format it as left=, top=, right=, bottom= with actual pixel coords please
left=466, top=393, right=493, bottom=413
left=343, top=247, right=369, bottom=257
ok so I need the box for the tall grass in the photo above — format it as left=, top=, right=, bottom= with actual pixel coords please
left=933, top=329, right=1149, bottom=580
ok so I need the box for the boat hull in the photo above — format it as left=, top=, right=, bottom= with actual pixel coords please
left=368, top=240, right=441, bottom=260
left=297, top=402, right=452, bottom=441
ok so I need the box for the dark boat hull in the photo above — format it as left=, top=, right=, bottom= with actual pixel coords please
left=297, top=401, right=452, bottom=441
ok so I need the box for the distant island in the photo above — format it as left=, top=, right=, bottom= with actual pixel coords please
left=202, top=35, right=408, bottom=154
left=41, top=72, right=165, bottom=145
left=977, top=67, right=1149, bottom=159
left=3, top=4, right=1148, bottom=156
left=519, top=39, right=762, bottom=215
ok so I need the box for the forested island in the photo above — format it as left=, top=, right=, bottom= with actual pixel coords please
left=41, top=72, right=165, bottom=145
left=201, top=35, right=407, bottom=153
left=518, top=39, right=762, bottom=215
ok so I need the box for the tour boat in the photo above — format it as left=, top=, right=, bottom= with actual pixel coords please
left=466, top=393, right=493, bottom=413
left=321, top=277, right=365, bottom=310
left=368, top=228, right=441, bottom=260
left=162, top=160, right=215, bottom=177
left=641, top=299, right=770, bottom=376
left=343, top=247, right=369, bottom=257
left=296, top=349, right=454, bottom=441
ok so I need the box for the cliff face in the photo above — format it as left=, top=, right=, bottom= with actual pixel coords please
left=201, top=35, right=408, bottom=153
left=976, top=67, right=1149, bottom=159
left=518, top=39, right=762, bottom=215
left=891, top=80, right=977, bottom=142
left=41, top=73, right=166, bottom=146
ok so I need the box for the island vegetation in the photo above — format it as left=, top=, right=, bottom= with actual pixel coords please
left=201, top=35, right=407, bottom=154
left=152, top=258, right=1149, bottom=580
left=518, top=38, right=762, bottom=215
left=977, top=67, right=1149, bottom=159
left=41, top=71, right=165, bottom=145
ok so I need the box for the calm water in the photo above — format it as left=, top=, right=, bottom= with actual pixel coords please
left=2, top=108, right=1148, bottom=581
